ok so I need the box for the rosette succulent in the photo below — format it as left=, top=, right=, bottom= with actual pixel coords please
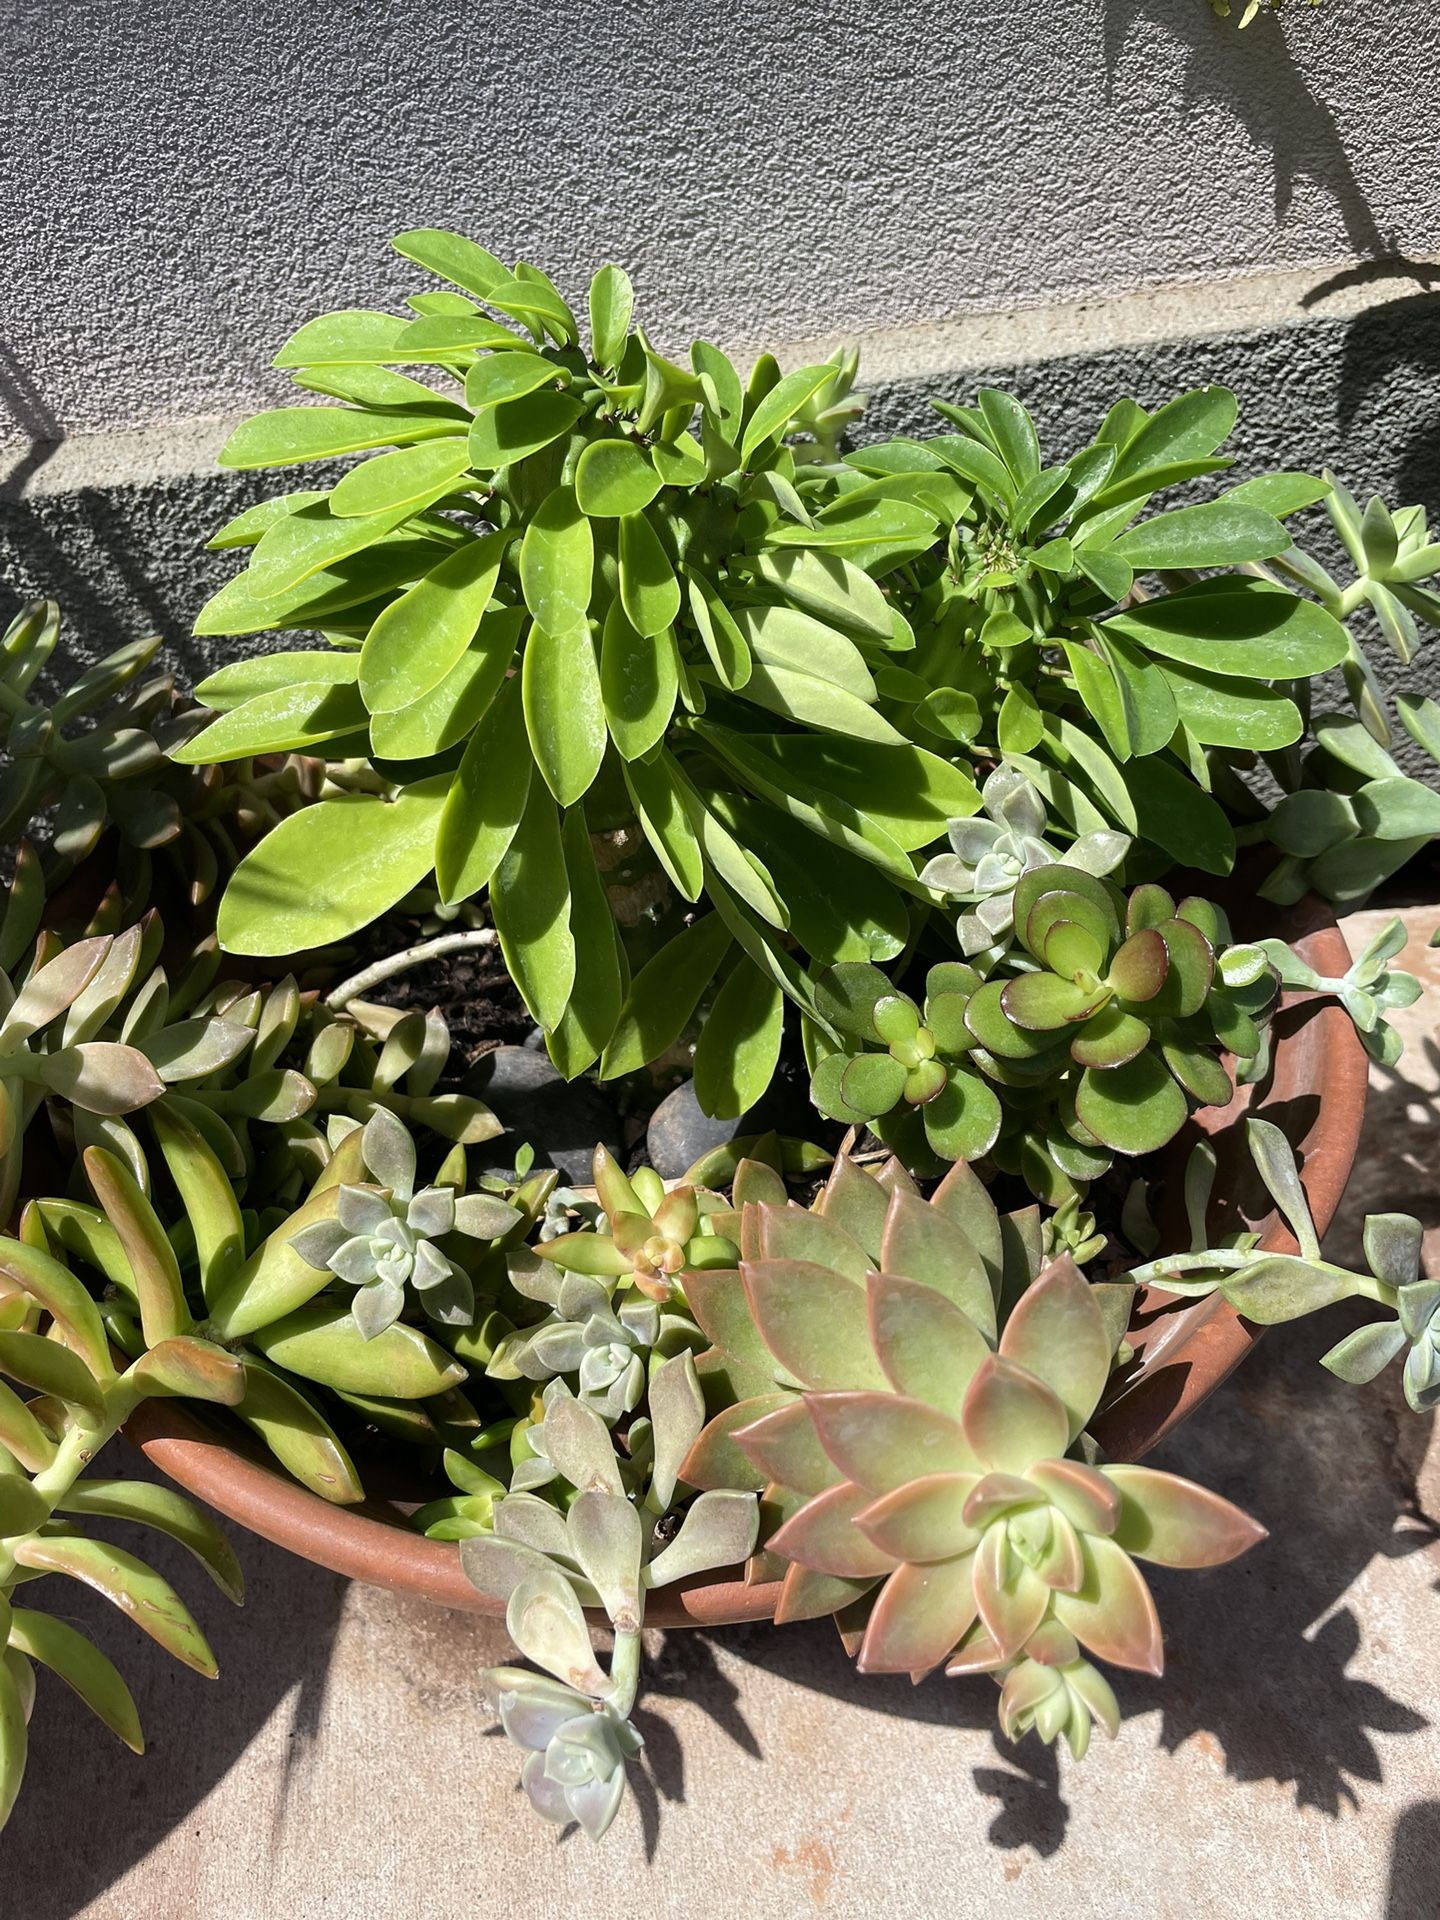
left=288, top=1108, right=520, bottom=1335
left=919, top=765, right=1129, bottom=958
left=680, top=1152, right=1263, bottom=1753
left=809, top=960, right=1003, bottom=1165
left=488, top=1257, right=668, bottom=1422
left=540, top=1146, right=737, bottom=1304
left=964, top=869, right=1272, bottom=1157
left=483, top=1671, right=643, bottom=1840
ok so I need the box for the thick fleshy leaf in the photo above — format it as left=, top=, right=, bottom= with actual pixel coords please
left=773, top=1561, right=878, bottom=1626
left=866, top=1271, right=990, bottom=1416
left=769, top=1482, right=900, bottom=1579
left=817, top=1157, right=890, bottom=1260
left=1107, top=927, right=1169, bottom=1002
left=541, top=1392, right=625, bottom=1497
left=732, top=1399, right=842, bottom=1496
left=507, top=1566, right=611, bottom=1697
left=250, top=1303, right=465, bottom=1399
left=56, top=1479, right=244, bottom=1601
left=1074, top=1053, right=1188, bottom=1154
left=1052, top=1533, right=1164, bottom=1674
left=1001, top=973, right=1109, bottom=1031
left=998, top=1257, right=1111, bottom=1441
left=856, top=1556, right=979, bottom=1675
left=13, top=1535, right=218, bottom=1677
left=806, top=1391, right=977, bottom=1495
left=852, top=1472, right=980, bottom=1564
left=5, top=1610, right=144, bottom=1753
left=973, top=1525, right=1052, bottom=1660
left=1105, top=1465, right=1267, bottom=1567
left=648, top=1350, right=706, bottom=1511
left=755, top=1204, right=872, bottom=1282
left=566, top=1491, right=643, bottom=1625
left=879, top=1188, right=995, bottom=1336
left=741, top=1260, right=886, bottom=1390
left=644, top=1489, right=759, bottom=1587
left=961, top=1355, right=1069, bottom=1475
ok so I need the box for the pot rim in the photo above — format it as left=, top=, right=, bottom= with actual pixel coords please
left=126, top=902, right=1367, bottom=1628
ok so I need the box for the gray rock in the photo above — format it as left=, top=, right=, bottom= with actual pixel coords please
left=463, top=1046, right=622, bottom=1187
left=645, top=1058, right=821, bottom=1182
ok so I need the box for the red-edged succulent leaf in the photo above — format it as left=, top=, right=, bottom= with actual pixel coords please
left=1152, top=917, right=1215, bottom=1018
left=1000, top=973, right=1109, bottom=1031
left=998, top=1256, right=1111, bottom=1441
left=945, top=1621, right=1006, bottom=1675
left=755, top=1203, right=871, bottom=1281
left=806, top=1390, right=978, bottom=1495
left=866, top=1271, right=990, bottom=1416
left=816, top=1157, right=889, bottom=1262
left=773, top=1560, right=878, bottom=1626
left=857, top=1555, right=979, bottom=1675
left=652, top=1185, right=699, bottom=1244
left=1105, top=1465, right=1267, bottom=1567
left=681, top=1392, right=793, bottom=1492
left=1127, top=883, right=1176, bottom=933
left=1025, top=1617, right=1081, bottom=1667
left=741, top=1259, right=887, bottom=1390
left=1022, top=878, right=1117, bottom=960
left=973, top=1525, right=1052, bottom=1660
left=962, top=1471, right=1043, bottom=1530
left=1052, top=1534, right=1164, bottom=1675
left=833, top=1589, right=878, bottom=1660
left=731, top=1154, right=788, bottom=1208
left=961, top=1355, right=1070, bottom=1475
left=686, top=1268, right=792, bottom=1384
left=1068, top=1004, right=1151, bottom=1069
left=1107, top=927, right=1169, bottom=1003
left=965, top=979, right=1069, bottom=1061
left=853, top=1472, right=980, bottom=1564
left=930, top=1159, right=1003, bottom=1281
left=768, top=1482, right=900, bottom=1579
left=1027, top=1458, right=1121, bottom=1536
left=879, top=1187, right=995, bottom=1336
left=733, top=1399, right=842, bottom=1496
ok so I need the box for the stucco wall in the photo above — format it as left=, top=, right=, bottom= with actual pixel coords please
left=1, top=0, right=1438, bottom=683
left=5, top=0, right=1438, bottom=441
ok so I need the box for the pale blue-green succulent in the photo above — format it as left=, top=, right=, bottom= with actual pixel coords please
left=288, top=1108, right=519, bottom=1336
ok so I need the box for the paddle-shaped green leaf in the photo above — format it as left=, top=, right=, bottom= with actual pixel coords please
left=218, top=778, right=448, bottom=954
left=523, top=621, right=606, bottom=805
left=434, top=676, right=532, bottom=904
left=489, top=778, right=575, bottom=1030
left=359, top=532, right=509, bottom=713
left=13, top=1535, right=219, bottom=1676
left=5, top=1610, right=144, bottom=1752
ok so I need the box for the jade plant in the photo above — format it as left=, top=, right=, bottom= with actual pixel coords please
left=808, top=868, right=1277, bottom=1195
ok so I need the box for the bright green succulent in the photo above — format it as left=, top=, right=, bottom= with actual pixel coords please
left=177, top=227, right=980, bottom=1092
left=809, top=870, right=1276, bottom=1193
left=680, top=1152, right=1262, bottom=1755
left=540, top=1146, right=738, bottom=1304
left=0, top=1238, right=244, bottom=1832
left=808, top=960, right=1003, bottom=1164
left=287, top=1107, right=521, bottom=1336
left=919, top=765, right=1129, bottom=958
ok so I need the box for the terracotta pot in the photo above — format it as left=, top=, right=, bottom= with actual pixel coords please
left=127, top=894, right=1367, bottom=1628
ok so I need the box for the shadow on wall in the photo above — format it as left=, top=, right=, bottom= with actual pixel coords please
left=1388, top=1800, right=1440, bottom=1918
left=1102, top=0, right=1390, bottom=258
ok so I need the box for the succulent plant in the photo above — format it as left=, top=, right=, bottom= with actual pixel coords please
left=0, top=595, right=319, bottom=899
left=809, top=960, right=1003, bottom=1163
left=0, top=932, right=165, bottom=1221
left=1133, top=1118, right=1440, bottom=1414
left=919, top=765, right=1129, bottom=958
left=680, top=1152, right=1262, bottom=1756
left=288, top=1108, right=520, bottom=1336
left=0, top=1235, right=244, bottom=1831
left=487, top=1260, right=666, bottom=1423
left=540, top=1146, right=738, bottom=1305
left=1244, top=915, right=1419, bottom=1068
left=464, top=1369, right=757, bottom=1839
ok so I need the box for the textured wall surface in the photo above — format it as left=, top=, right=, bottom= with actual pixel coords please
left=1, top=0, right=1438, bottom=696
left=3, top=0, right=1438, bottom=442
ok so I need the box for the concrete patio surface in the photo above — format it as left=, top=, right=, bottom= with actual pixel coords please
left=3, top=908, right=1438, bottom=1920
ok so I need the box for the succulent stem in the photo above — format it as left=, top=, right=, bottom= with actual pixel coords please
left=323, top=929, right=498, bottom=1011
